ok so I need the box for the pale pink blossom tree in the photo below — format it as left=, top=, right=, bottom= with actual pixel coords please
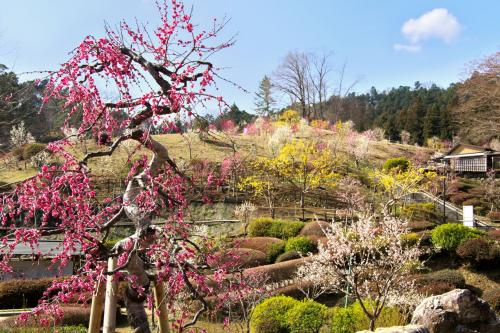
left=300, top=208, right=422, bottom=331
left=0, top=1, right=245, bottom=331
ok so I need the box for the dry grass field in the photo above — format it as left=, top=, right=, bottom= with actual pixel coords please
left=0, top=131, right=432, bottom=185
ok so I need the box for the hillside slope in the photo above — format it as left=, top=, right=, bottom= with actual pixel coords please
left=0, top=132, right=433, bottom=185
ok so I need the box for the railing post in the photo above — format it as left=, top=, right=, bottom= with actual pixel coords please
left=153, top=281, right=170, bottom=333
left=88, top=278, right=106, bottom=333
left=103, top=257, right=118, bottom=333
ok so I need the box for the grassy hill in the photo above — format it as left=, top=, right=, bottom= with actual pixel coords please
left=0, top=131, right=433, bottom=185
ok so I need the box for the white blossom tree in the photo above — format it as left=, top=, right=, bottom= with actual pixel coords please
left=267, top=125, right=293, bottom=156
left=299, top=208, right=422, bottom=331
left=9, top=121, right=35, bottom=148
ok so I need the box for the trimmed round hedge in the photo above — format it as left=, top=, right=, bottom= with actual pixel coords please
left=299, top=221, right=331, bottom=237
left=417, top=269, right=466, bottom=290
left=250, top=295, right=299, bottom=333
left=482, top=288, right=500, bottom=314
left=285, top=236, right=316, bottom=254
left=285, top=299, right=329, bottom=333
left=215, top=248, right=268, bottom=268
left=233, top=237, right=285, bottom=263
left=276, top=251, right=302, bottom=263
left=248, top=218, right=305, bottom=239
left=456, top=237, right=500, bottom=268
left=22, top=143, right=46, bottom=161
left=383, top=157, right=409, bottom=172
left=431, top=223, right=483, bottom=251
left=0, top=277, right=58, bottom=309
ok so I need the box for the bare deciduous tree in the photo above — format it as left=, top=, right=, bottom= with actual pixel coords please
left=453, top=51, right=500, bottom=144
left=309, top=52, right=332, bottom=120
left=274, top=51, right=312, bottom=118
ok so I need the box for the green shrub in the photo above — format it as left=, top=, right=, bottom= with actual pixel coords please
left=22, top=143, right=46, bottom=161
left=250, top=295, right=299, bottom=333
left=331, top=307, right=356, bottom=333
left=401, top=232, right=421, bottom=246
left=248, top=218, right=305, bottom=239
left=0, top=306, right=91, bottom=327
left=400, top=203, right=437, bottom=222
left=482, top=288, right=500, bottom=314
left=248, top=218, right=274, bottom=237
left=383, top=157, right=409, bottom=172
left=276, top=251, right=302, bottom=263
left=418, top=269, right=466, bottom=289
left=431, top=223, right=483, bottom=251
left=330, top=301, right=406, bottom=331
left=280, top=222, right=306, bottom=239
left=267, top=242, right=286, bottom=262
left=285, top=299, right=329, bottom=333
left=285, top=236, right=316, bottom=254
left=456, top=237, right=500, bottom=268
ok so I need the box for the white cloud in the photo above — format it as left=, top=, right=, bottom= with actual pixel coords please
left=393, top=43, right=422, bottom=53
left=402, top=8, right=461, bottom=44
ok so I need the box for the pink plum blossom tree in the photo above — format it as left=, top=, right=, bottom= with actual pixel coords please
left=0, top=1, right=246, bottom=331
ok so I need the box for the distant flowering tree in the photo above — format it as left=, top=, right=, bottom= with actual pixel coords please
left=0, top=1, right=246, bottom=331
left=268, top=139, right=338, bottom=219
left=335, top=177, right=366, bottom=217
left=30, top=151, right=50, bottom=169
left=234, top=201, right=256, bottom=235
left=400, top=130, right=411, bottom=145
left=372, top=127, right=386, bottom=141
left=484, top=169, right=500, bottom=213
left=267, top=125, right=293, bottom=156
left=243, top=122, right=259, bottom=136
left=278, top=109, right=301, bottom=125
left=9, top=121, right=35, bottom=148
left=300, top=208, right=422, bottom=331
left=372, top=163, right=435, bottom=206
left=239, top=160, right=282, bottom=218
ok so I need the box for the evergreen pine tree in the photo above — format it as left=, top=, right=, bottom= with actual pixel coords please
left=254, top=75, right=276, bottom=116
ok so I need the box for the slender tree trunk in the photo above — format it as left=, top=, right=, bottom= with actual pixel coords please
left=300, top=193, right=305, bottom=220
left=118, top=136, right=173, bottom=333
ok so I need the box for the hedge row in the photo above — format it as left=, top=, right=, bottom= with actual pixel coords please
left=456, top=237, right=500, bottom=269
left=416, top=269, right=466, bottom=296
left=0, top=278, right=58, bottom=309
left=250, top=296, right=406, bottom=333
left=248, top=218, right=305, bottom=239
left=250, top=296, right=328, bottom=333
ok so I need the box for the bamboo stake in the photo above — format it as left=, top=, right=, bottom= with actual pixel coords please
left=153, top=281, right=170, bottom=333
left=88, top=278, right=106, bottom=333
left=103, top=257, right=118, bottom=333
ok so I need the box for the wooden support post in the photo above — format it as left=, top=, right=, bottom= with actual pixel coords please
left=153, top=281, right=170, bottom=333
left=88, top=278, right=106, bottom=333
left=103, top=257, right=118, bottom=333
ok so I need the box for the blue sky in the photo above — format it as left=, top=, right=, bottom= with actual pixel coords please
left=0, top=0, right=498, bottom=113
